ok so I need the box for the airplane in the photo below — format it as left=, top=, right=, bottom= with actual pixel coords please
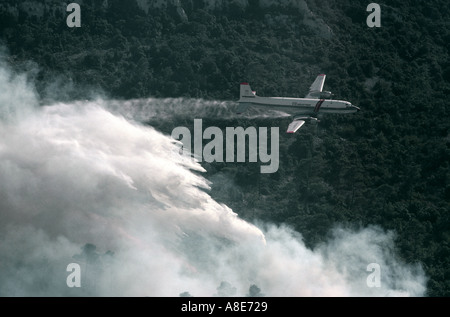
left=237, top=74, right=360, bottom=133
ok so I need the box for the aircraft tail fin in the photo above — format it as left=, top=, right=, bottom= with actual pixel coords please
left=237, top=83, right=256, bottom=114
left=240, top=82, right=256, bottom=99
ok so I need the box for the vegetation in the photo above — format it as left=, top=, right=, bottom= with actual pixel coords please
left=1, top=0, right=449, bottom=296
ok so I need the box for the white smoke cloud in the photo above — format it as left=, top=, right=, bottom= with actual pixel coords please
left=105, top=97, right=290, bottom=124
left=0, top=56, right=426, bottom=297
left=0, top=58, right=37, bottom=123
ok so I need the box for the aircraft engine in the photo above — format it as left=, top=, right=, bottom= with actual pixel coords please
left=320, top=91, right=332, bottom=99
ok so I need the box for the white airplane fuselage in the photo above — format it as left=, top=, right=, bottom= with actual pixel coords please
left=238, top=95, right=359, bottom=116
left=238, top=77, right=359, bottom=133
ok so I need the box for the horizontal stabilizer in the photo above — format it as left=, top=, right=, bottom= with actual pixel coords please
left=236, top=102, right=250, bottom=114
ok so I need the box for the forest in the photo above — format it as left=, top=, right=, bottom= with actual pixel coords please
left=1, top=0, right=449, bottom=296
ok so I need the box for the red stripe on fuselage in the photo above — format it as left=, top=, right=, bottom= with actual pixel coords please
left=314, top=99, right=325, bottom=113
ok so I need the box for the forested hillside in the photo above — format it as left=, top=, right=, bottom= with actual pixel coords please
left=1, top=0, right=449, bottom=296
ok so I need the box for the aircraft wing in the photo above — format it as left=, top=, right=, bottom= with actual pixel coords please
left=305, top=74, right=326, bottom=99
left=286, top=119, right=306, bottom=133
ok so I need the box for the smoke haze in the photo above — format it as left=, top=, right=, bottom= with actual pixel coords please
left=0, top=56, right=426, bottom=296
left=105, top=97, right=290, bottom=124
